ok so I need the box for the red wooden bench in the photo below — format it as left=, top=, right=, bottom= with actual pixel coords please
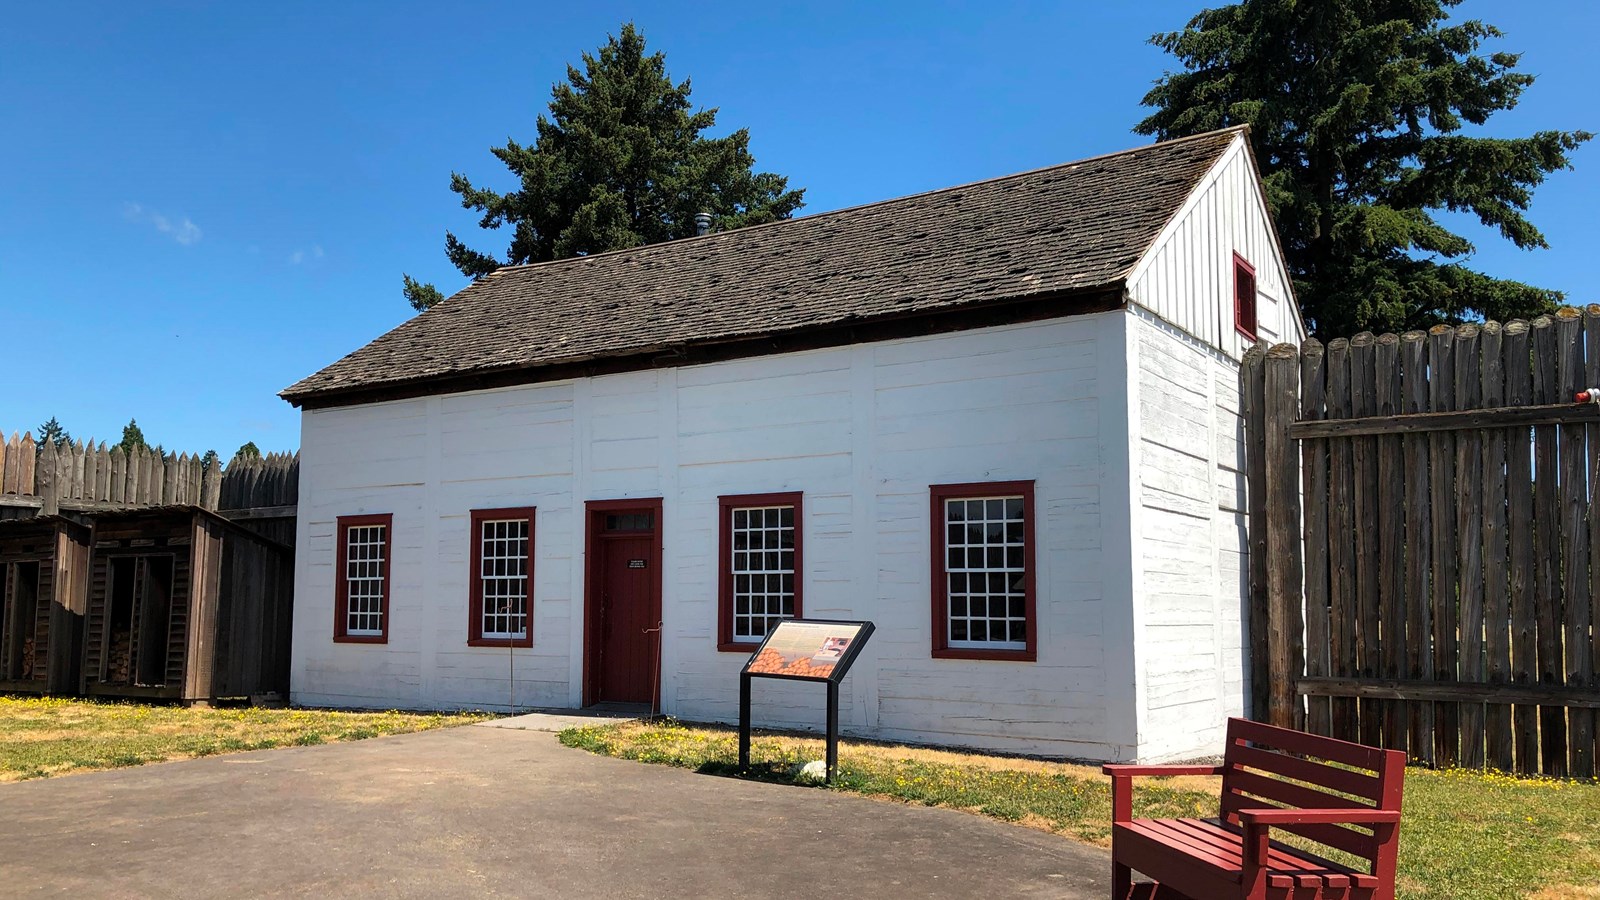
left=1104, top=717, right=1405, bottom=900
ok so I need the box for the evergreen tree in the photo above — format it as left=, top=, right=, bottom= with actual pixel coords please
left=405, top=23, right=804, bottom=310
left=200, top=449, right=220, bottom=472
left=1137, top=0, right=1590, bottom=337
left=234, top=441, right=261, bottom=461
left=117, top=419, right=149, bottom=454
left=35, top=417, right=69, bottom=451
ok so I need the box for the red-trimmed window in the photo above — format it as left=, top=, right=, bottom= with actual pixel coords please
left=718, top=492, right=802, bottom=651
left=335, top=513, right=392, bottom=643
left=1234, top=253, right=1258, bottom=340
left=469, top=507, right=535, bottom=647
left=930, top=481, right=1036, bottom=661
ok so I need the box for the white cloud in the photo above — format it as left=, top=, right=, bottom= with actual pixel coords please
left=288, top=245, right=324, bottom=265
left=124, top=202, right=202, bottom=245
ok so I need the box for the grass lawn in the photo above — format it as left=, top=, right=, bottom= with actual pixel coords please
left=0, top=696, right=492, bottom=782
left=560, top=719, right=1600, bottom=900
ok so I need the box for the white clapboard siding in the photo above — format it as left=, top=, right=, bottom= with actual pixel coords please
left=1126, top=132, right=1306, bottom=360
left=292, top=311, right=1141, bottom=759
left=1127, top=309, right=1250, bottom=761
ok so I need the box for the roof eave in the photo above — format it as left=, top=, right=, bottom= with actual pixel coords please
left=282, top=283, right=1128, bottom=410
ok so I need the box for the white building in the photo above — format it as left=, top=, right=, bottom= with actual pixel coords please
left=281, top=126, right=1305, bottom=762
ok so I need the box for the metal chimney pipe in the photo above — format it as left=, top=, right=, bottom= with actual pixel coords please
left=694, top=211, right=712, bottom=236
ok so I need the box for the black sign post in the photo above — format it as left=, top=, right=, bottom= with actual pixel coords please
left=737, top=618, right=875, bottom=784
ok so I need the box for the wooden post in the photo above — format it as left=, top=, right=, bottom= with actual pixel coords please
left=1350, top=333, right=1381, bottom=746
left=1326, top=338, right=1358, bottom=742
left=1243, top=345, right=1270, bottom=722
left=38, top=439, right=59, bottom=516
left=1505, top=321, right=1539, bottom=773
left=1427, top=325, right=1459, bottom=767
left=1587, top=305, right=1600, bottom=775
left=1301, top=339, right=1331, bottom=736
left=1376, top=333, right=1406, bottom=750
left=1531, top=316, right=1565, bottom=775
left=1480, top=322, right=1514, bottom=772
left=1401, top=331, right=1434, bottom=763
left=1556, top=308, right=1592, bottom=777
left=1264, top=343, right=1304, bottom=729
left=1454, top=324, right=1486, bottom=769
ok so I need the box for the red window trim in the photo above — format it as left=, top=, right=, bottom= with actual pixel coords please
left=334, top=513, right=392, bottom=644
left=468, top=506, right=537, bottom=648
left=1233, top=252, right=1258, bottom=341
left=717, top=491, right=803, bottom=652
left=929, top=481, right=1036, bottom=662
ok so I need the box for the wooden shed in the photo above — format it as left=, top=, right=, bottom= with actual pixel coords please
left=0, top=515, right=91, bottom=695
left=82, top=506, right=293, bottom=703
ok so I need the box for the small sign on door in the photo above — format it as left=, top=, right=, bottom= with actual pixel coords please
left=627, top=559, right=647, bottom=568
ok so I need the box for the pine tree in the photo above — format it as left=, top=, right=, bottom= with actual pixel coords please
left=35, top=417, right=69, bottom=451
left=234, top=441, right=261, bottom=461
left=405, top=23, right=804, bottom=311
left=117, top=419, right=148, bottom=454
left=200, top=449, right=220, bottom=472
left=1137, top=0, right=1590, bottom=337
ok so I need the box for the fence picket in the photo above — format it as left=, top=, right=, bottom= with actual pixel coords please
left=1505, top=322, right=1539, bottom=773
left=1376, top=334, right=1407, bottom=748
left=1301, top=339, right=1331, bottom=737
left=1326, top=338, right=1358, bottom=742
left=1480, top=323, right=1514, bottom=772
left=1455, top=324, right=1486, bottom=769
left=1532, top=316, right=1566, bottom=775
left=1427, top=325, right=1460, bottom=767
left=1556, top=308, right=1593, bottom=777
left=1587, top=305, right=1600, bottom=773
left=1265, top=344, right=1304, bottom=729
left=1350, top=333, right=1382, bottom=746
left=1402, top=331, right=1434, bottom=763
left=1243, top=346, right=1270, bottom=722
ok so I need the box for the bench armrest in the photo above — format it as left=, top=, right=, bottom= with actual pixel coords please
left=1235, top=808, right=1402, bottom=826
left=1235, top=807, right=1402, bottom=885
left=1102, top=764, right=1224, bottom=777
left=1104, top=765, right=1224, bottom=822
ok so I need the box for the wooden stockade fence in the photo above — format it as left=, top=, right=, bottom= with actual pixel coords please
left=0, top=433, right=297, bottom=519
left=1245, top=305, right=1600, bottom=777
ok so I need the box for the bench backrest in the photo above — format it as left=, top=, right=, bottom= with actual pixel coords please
left=1219, top=718, right=1406, bottom=873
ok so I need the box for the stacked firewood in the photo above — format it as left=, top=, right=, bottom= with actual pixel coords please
left=107, top=629, right=132, bottom=684
left=19, top=638, right=34, bottom=680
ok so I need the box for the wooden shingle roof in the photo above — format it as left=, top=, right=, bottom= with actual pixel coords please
left=283, top=128, right=1242, bottom=408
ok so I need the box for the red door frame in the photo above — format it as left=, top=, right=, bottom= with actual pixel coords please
left=582, top=498, right=664, bottom=708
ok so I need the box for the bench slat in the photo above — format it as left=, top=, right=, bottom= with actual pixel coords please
left=1227, top=716, right=1391, bottom=770
left=1224, top=768, right=1374, bottom=814
left=1226, top=742, right=1385, bottom=802
left=1143, top=820, right=1319, bottom=889
left=1221, top=795, right=1383, bottom=861
left=1119, top=819, right=1378, bottom=890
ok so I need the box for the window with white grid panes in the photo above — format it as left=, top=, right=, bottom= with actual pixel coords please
left=478, top=518, right=529, bottom=639
left=720, top=495, right=801, bottom=647
left=468, top=507, right=535, bottom=646
left=942, top=493, right=1028, bottom=650
left=342, top=521, right=388, bottom=637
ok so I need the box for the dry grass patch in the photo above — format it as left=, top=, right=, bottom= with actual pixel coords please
left=562, top=718, right=1600, bottom=899
left=0, top=696, right=492, bottom=781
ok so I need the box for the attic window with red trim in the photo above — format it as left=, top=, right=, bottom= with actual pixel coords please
left=1234, top=253, right=1258, bottom=340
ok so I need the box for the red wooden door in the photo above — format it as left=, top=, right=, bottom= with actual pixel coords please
left=596, top=533, right=656, bottom=704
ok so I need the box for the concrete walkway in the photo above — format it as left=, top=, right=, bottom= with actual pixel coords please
left=0, top=720, right=1109, bottom=898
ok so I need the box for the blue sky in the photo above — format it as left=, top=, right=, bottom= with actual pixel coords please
left=2, top=1, right=1595, bottom=455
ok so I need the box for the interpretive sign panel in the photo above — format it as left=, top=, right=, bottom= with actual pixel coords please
left=741, top=619, right=870, bottom=682
left=738, top=619, right=874, bottom=783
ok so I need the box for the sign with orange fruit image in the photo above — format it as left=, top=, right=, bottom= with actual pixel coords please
left=741, top=619, right=872, bottom=682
